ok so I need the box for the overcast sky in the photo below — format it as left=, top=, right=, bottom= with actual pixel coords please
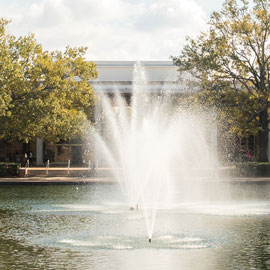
left=0, top=0, right=226, bottom=60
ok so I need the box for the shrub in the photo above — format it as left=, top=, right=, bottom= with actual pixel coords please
left=233, top=162, right=270, bottom=177
left=0, top=162, right=21, bottom=176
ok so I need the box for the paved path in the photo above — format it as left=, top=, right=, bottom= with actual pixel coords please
left=1, top=176, right=270, bottom=184
left=0, top=176, right=115, bottom=184
left=210, top=177, right=270, bottom=182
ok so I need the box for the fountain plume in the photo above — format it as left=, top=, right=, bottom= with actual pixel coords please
left=93, top=62, right=218, bottom=240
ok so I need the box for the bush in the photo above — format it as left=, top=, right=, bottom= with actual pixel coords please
left=232, top=162, right=270, bottom=177
left=0, top=162, right=21, bottom=176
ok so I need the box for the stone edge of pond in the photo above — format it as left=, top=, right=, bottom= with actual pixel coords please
left=0, top=177, right=116, bottom=185
left=1, top=177, right=270, bottom=185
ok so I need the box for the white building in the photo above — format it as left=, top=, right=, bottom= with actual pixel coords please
left=91, top=60, right=185, bottom=94
left=36, top=61, right=180, bottom=165
left=93, top=61, right=177, bottom=90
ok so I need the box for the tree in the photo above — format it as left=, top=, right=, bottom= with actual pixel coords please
left=178, top=87, right=262, bottom=137
left=0, top=19, right=97, bottom=143
left=0, top=18, right=13, bottom=117
left=172, top=0, right=270, bottom=161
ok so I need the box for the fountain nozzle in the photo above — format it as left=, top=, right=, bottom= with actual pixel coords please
left=149, top=238, right=151, bottom=243
left=130, top=204, right=138, bottom=211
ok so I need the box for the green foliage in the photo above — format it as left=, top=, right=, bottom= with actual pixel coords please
left=180, top=88, right=263, bottom=137
left=0, top=162, right=20, bottom=176
left=172, top=0, right=270, bottom=160
left=0, top=19, right=97, bottom=143
left=0, top=18, right=13, bottom=117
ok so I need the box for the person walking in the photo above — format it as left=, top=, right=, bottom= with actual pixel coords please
left=23, top=152, right=28, bottom=167
left=28, top=151, right=33, bottom=166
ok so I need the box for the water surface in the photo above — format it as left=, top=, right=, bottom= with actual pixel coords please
left=1, top=182, right=270, bottom=270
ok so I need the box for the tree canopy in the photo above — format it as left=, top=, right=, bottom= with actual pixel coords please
left=172, top=0, right=270, bottom=161
left=0, top=18, right=97, bottom=143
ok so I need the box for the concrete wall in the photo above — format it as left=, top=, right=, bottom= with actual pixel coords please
left=91, top=61, right=184, bottom=94
left=94, top=61, right=178, bottom=82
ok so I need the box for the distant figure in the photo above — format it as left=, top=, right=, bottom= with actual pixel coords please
left=90, top=160, right=97, bottom=177
left=28, top=151, right=33, bottom=166
left=245, top=151, right=252, bottom=161
left=23, top=153, right=28, bottom=167
left=89, top=152, right=97, bottom=177
left=83, top=149, right=90, bottom=167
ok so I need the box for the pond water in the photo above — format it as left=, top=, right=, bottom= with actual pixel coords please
left=1, top=181, right=270, bottom=270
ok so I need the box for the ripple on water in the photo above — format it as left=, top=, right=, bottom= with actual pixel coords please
left=176, top=202, right=270, bottom=217
left=32, top=204, right=128, bottom=215
left=32, top=202, right=270, bottom=217
left=57, top=234, right=211, bottom=250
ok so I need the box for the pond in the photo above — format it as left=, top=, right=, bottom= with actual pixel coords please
left=1, top=181, right=270, bottom=270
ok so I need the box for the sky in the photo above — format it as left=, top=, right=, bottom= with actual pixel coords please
left=0, top=0, right=226, bottom=61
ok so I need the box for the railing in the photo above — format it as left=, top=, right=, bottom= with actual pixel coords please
left=46, top=160, right=50, bottom=175
left=25, top=159, right=30, bottom=176
left=67, top=159, right=70, bottom=175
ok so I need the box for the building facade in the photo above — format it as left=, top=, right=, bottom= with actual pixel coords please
left=1, top=60, right=268, bottom=165
left=0, top=61, right=180, bottom=165
left=92, top=60, right=180, bottom=94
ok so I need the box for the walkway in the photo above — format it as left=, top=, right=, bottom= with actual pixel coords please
left=18, top=167, right=114, bottom=177
left=1, top=175, right=270, bottom=185
left=0, top=176, right=115, bottom=184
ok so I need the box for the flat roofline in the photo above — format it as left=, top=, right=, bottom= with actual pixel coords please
left=94, top=60, right=174, bottom=67
left=90, top=80, right=178, bottom=83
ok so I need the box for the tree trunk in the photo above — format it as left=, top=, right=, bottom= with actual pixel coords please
left=258, top=107, right=269, bottom=162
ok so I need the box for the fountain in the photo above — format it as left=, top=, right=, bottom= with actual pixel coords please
left=2, top=64, right=270, bottom=269
left=94, top=62, right=218, bottom=241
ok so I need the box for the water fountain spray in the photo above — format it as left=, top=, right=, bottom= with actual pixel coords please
left=94, top=62, right=218, bottom=241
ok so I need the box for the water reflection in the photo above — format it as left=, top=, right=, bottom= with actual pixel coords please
left=1, top=183, right=270, bottom=269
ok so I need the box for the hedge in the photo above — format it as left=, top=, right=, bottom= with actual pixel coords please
left=0, top=163, right=21, bottom=176
left=226, top=162, right=270, bottom=177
